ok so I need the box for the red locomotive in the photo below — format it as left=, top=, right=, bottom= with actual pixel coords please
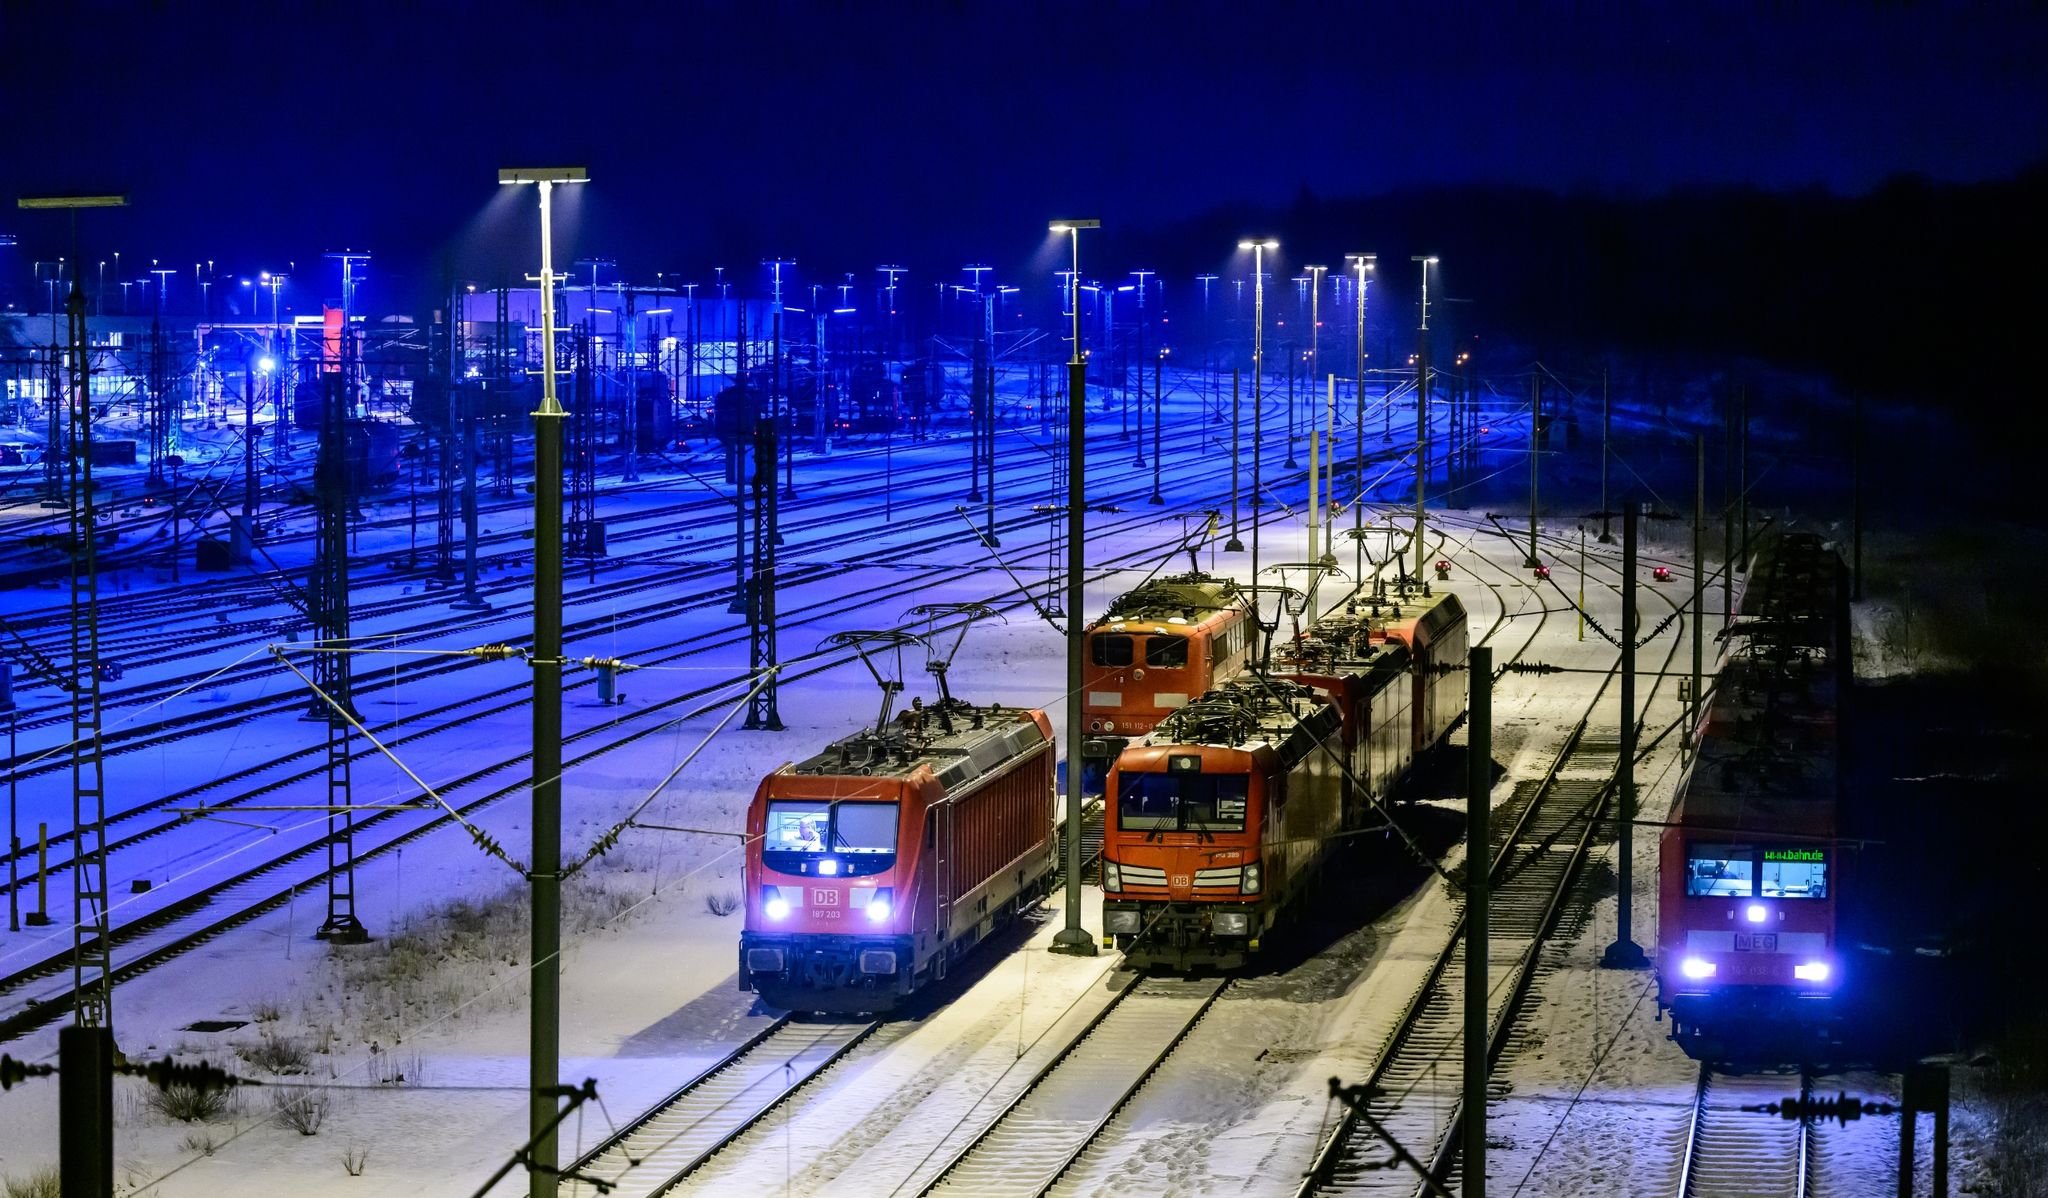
left=1100, top=589, right=1469, bottom=970
left=739, top=699, right=1057, bottom=1013
left=1657, top=533, right=1850, bottom=1060
left=1375, top=590, right=1473, bottom=761
left=1079, top=572, right=1254, bottom=794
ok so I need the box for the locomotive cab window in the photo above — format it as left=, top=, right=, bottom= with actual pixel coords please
left=1117, top=773, right=1249, bottom=833
left=1760, top=847, right=1828, bottom=899
left=1144, top=635, right=1189, bottom=668
left=1685, top=843, right=1754, bottom=898
left=763, top=800, right=899, bottom=876
left=1091, top=635, right=1134, bottom=667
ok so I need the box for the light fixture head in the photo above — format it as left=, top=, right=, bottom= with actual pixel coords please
left=1049, top=218, right=1101, bottom=232
left=16, top=195, right=129, bottom=210
left=498, top=166, right=589, bottom=185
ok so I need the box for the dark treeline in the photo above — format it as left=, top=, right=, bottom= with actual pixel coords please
left=1130, top=167, right=2046, bottom=417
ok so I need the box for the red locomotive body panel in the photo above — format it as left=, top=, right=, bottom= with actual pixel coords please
left=1379, top=591, right=1470, bottom=756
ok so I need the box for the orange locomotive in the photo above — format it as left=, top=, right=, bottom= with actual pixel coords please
left=1100, top=588, right=1469, bottom=971
left=739, top=699, right=1056, bottom=1013
left=1079, top=572, right=1253, bottom=795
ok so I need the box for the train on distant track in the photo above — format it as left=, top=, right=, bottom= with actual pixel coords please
left=1078, top=572, right=1254, bottom=796
left=1657, top=532, right=1850, bottom=1060
left=1099, top=588, right=1468, bottom=969
left=739, top=698, right=1057, bottom=1013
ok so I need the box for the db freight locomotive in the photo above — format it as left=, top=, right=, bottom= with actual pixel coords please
left=739, top=699, right=1057, bottom=1013
left=1657, top=533, right=1850, bottom=1060
left=1100, top=589, right=1469, bottom=969
left=1078, top=572, right=1254, bottom=794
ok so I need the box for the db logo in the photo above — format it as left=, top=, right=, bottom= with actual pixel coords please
left=1171, top=875, right=1191, bottom=888
left=812, top=889, right=840, bottom=906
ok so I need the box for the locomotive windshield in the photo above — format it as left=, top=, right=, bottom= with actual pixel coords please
left=762, top=800, right=899, bottom=876
left=1144, top=635, right=1189, bottom=668
left=1117, top=773, right=1249, bottom=833
left=1685, top=844, right=1754, bottom=897
left=1091, top=635, right=1135, bottom=667
left=1760, top=847, right=1828, bottom=899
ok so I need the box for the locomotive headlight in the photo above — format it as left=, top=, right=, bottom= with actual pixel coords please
left=863, top=888, right=894, bottom=923
left=1241, top=863, right=1262, bottom=895
left=819, top=858, right=841, bottom=877
left=1679, top=956, right=1716, bottom=980
left=1745, top=903, right=1768, bottom=924
left=1213, top=911, right=1251, bottom=936
left=1102, top=861, right=1122, bottom=892
left=1793, top=961, right=1831, bottom=983
left=764, top=887, right=791, bottom=921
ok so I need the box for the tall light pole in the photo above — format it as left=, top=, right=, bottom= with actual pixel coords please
left=1239, top=239, right=1277, bottom=522
left=1346, top=254, right=1375, bottom=509
left=1049, top=218, right=1099, bottom=959
left=1307, top=264, right=1330, bottom=562
left=499, top=164, right=587, bottom=1198
left=1150, top=346, right=1167, bottom=505
left=1410, top=255, right=1437, bottom=580
left=878, top=264, right=905, bottom=360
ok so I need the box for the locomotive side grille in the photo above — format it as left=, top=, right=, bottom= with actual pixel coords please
left=1192, top=866, right=1243, bottom=889
left=1117, top=862, right=1169, bottom=887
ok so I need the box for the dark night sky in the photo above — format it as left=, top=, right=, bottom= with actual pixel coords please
left=4, top=2, right=2046, bottom=289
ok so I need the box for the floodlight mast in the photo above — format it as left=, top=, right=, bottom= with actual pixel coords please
left=1411, top=255, right=1438, bottom=581
left=1049, top=218, right=1099, bottom=957
left=1346, top=254, right=1375, bottom=561
left=499, top=163, right=587, bottom=1198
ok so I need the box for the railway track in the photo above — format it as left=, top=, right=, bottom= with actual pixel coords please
left=0, top=455, right=1297, bottom=1041
left=1296, top=546, right=1693, bottom=1195
left=1677, top=1067, right=1811, bottom=1198
left=1294, top=716, right=1620, bottom=1196
left=0, top=440, right=1259, bottom=897
left=562, top=1016, right=879, bottom=1198
left=913, top=975, right=1227, bottom=1197
left=0, top=412, right=1261, bottom=738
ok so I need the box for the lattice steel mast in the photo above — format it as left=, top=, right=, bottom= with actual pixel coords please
left=312, top=324, right=367, bottom=942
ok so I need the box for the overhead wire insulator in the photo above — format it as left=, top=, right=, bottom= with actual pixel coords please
left=467, top=643, right=527, bottom=662
left=1745, top=1091, right=1900, bottom=1127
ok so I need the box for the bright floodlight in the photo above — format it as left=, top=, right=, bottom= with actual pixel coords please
left=1679, top=957, right=1716, bottom=980
left=1049, top=218, right=1101, bottom=232
left=17, top=195, right=129, bottom=210
left=498, top=166, right=589, bottom=185
left=1238, top=238, right=1280, bottom=250
left=257, top=356, right=277, bottom=373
